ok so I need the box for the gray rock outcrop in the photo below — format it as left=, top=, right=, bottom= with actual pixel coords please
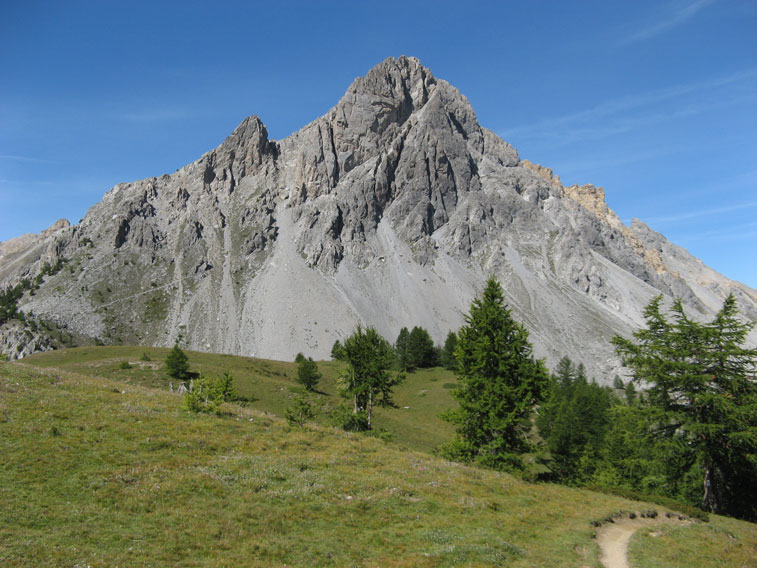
left=1, top=56, right=755, bottom=379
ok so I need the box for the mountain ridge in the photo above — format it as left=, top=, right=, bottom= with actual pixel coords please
left=2, top=56, right=755, bottom=378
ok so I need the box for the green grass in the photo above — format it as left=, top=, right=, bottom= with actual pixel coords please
left=3, top=348, right=756, bottom=566
left=630, top=515, right=757, bottom=567
left=21, top=346, right=457, bottom=453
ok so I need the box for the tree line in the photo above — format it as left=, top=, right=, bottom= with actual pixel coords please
left=326, top=278, right=756, bottom=520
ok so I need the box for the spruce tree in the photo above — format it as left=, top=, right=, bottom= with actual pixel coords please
left=443, top=277, right=548, bottom=470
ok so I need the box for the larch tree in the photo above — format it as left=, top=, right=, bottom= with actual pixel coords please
left=613, top=294, right=757, bottom=519
left=443, top=277, right=549, bottom=470
left=340, top=325, right=404, bottom=430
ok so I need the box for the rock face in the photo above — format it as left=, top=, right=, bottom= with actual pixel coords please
left=1, top=56, right=755, bottom=379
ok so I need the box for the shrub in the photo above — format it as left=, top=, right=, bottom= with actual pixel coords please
left=119, top=361, right=132, bottom=369
left=285, top=393, right=316, bottom=427
left=183, top=372, right=239, bottom=414
left=331, top=403, right=370, bottom=432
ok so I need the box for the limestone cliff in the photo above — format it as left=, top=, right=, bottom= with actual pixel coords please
left=1, top=56, right=754, bottom=380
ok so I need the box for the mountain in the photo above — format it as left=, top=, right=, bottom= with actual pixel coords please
left=1, top=56, right=755, bottom=379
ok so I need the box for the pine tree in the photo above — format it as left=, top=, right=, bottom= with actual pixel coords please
left=443, top=277, right=549, bottom=470
left=613, top=294, right=757, bottom=519
left=165, top=342, right=189, bottom=381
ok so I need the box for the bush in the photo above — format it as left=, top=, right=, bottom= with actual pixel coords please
left=140, top=352, right=151, bottom=361
left=331, top=403, right=370, bottom=432
left=183, top=372, right=239, bottom=414
left=285, top=393, right=317, bottom=427
left=119, top=361, right=132, bottom=370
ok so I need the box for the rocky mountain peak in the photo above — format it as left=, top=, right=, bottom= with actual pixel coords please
left=1, top=57, right=754, bottom=379
left=343, top=55, right=436, bottom=117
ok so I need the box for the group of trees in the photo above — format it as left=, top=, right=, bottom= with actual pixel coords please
left=0, top=260, right=67, bottom=325
left=395, top=326, right=438, bottom=370
left=537, top=358, right=614, bottom=482
left=531, top=296, right=757, bottom=521
left=169, top=274, right=756, bottom=521
left=432, top=277, right=755, bottom=520
left=334, top=325, right=457, bottom=372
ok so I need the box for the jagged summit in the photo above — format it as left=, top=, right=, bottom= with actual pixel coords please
left=1, top=57, right=755, bottom=375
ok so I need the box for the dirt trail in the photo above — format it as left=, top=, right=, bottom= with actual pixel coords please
left=596, top=515, right=691, bottom=568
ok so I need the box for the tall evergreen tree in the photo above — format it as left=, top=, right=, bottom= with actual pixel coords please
left=441, top=331, right=458, bottom=370
left=613, top=294, right=757, bottom=519
left=443, top=277, right=549, bottom=470
left=407, top=326, right=438, bottom=368
left=394, top=327, right=412, bottom=370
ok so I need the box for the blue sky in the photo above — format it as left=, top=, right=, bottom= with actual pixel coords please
left=1, top=0, right=755, bottom=287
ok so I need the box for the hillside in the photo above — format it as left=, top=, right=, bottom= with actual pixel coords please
left=20, top=345, right=458, bottom=453
left=1, top=56, right=755, bottom=381
left=2, top=351, right=756, bottom=566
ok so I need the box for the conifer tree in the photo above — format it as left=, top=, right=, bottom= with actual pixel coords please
left=296, top=356, right=321, bottom=392
left=443, top=277, right=548, bottom=470
left=165, top=342, right=189, bottom=382
left=340, top=326, right=404, bottom=430
left=407, top=326, right=438, bottom=368
left=441, top=331, right=458, bottom=370
left=331, top=340, right=345, bottom=361
left=394, top=327, right=412, bottom=370
left=613, top=294, right=757, bottom=519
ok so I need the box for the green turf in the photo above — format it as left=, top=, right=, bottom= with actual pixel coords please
left=21, top=346, right=457, bottom=453
left=4, top=348, right=755, bottom=566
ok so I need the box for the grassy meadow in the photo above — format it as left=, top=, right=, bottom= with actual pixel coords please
left=19, top=346, right=458, bottom=453
left=1, top=347, right=755, bottom=566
